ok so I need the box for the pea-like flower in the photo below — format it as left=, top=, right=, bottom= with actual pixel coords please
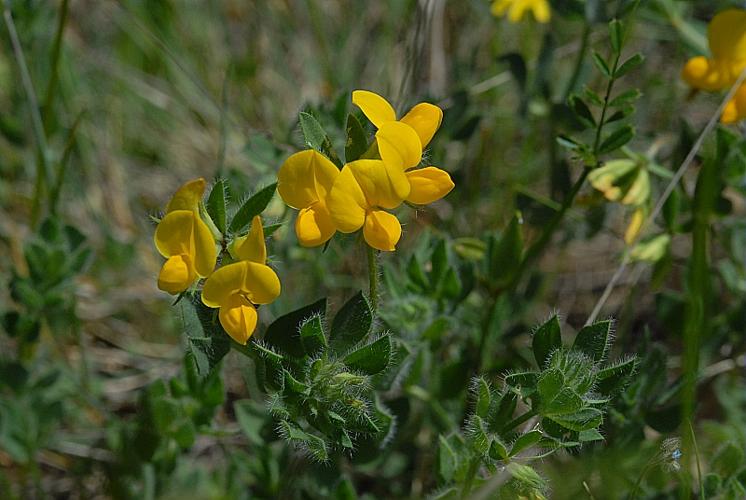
left=277, top=150, right=339, bottom=247
left=588, top=159, right=650, bottom=207
left=681, top=9, right=746, bottom=123
left=154, top=178, right=217, bottom=294
left=352, top=90, right=455, bottom=206
left=327, top=159, right=411, bottom=252
left=490, top=0, right=550, bottom=24
left=201, top=216, right=281, bottom=344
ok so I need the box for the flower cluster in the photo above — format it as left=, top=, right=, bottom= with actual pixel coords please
left=154, top=179, right=280, bottom=344
left=278, top=90, right=454, bottom=252
left=682, top=8, right=746, bottom=124
left=490, top=0, right=550, bottom=24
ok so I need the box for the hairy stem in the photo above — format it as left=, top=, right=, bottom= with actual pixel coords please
left=367, top=245, right=379, bottom=314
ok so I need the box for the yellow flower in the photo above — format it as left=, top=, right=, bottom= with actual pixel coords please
left=154, top=178, right=217, bottom=294
left=721, top=83, right=746, bottom=124
left=352, top=90, right=455, bottom=206
left=278, top=150, right=339, bottom=247
left=588, top=159, right=650, bottom=207
left=201, top=216, right=281, bottom=344
left=490, top=0, right=550, bottom=24
left=327, top=159, right=411, bottom=252
left=681, top=9, right=746, bottom=122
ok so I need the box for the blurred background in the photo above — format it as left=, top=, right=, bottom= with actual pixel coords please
left=1, top=0, right=745, bottom=498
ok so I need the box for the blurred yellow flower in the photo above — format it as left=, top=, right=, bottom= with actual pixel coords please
left=154, top=178, right=217, bottom=294
left=352, top=90, right=455, bottom=206
left=681, top=9, right=746, bottom=123
left=490, top=0, right=550, bottom=24
left=201, top=216, right=281, bottom=344
left=588, top=159, right=650, bottom=207
left=278, top=150, right=339, bottom=247
left=327, top=159, right=410, bottom=252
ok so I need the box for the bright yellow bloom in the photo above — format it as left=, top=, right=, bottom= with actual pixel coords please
left=681, top=9, right=746, bottom=123
left=352, top=90, right=455, bottom=206
left=154, top=178, right=217, bottom=294
left=201, top=216, right=281, bottom=344
left=624, top=207, right=646, bottom=245
left=278, top=150, right=339, bottom=247
left=490, top=0, right=550, bottom=24
left=327, top=159, right=411, bottom=252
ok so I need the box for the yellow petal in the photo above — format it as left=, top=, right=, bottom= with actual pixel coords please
left=624, top=208, right=645, bottom=245
left=491, top=0, right=511, bottom=17
left=158, top=254, right=196, bottom=294
left=721, top=84, right=746, bottom=124
left=352, top=90, right=397, bottom=128
left=202, top=261, right=281, bottom=308
left=363, top=210, right=402, bottom=252
left=347, top=159, right=410, bottom=209
left=400, top=103, right=443, bottom=148
left=681, top=56, right=729, bottom=91
left=218, top=294, right=258, bottom=344
left=376, top=121, right=422, bottom=170
left=193, top=216, right=217, bottom=277
left=327, top=166, right=368, bottom=233
left=296, top=202, right=336, bottom=247
left=508, top=1, right=529, bottom=22
left=234, top=215, right=267, bottom=264
left=708, top=9, right=746, bottom=63
left=588, top=159, right=637, bottom=195
left=405, top=167, right=455, bottom=205
left=532, top=0, right=551, bottom=23
left=154, top=210, right=194, bottom=258
left=278, top=150, right=339, bottom=209
left=166, top=178, right=206, bottom=213
left=620, top=169, right=650, bottom=206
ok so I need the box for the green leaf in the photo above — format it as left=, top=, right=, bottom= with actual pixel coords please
left=299, top=111, right=342, bottom=167
left=599, top=125, right=635, bottom=154
left=609, top=89, right=641, bottom=108
left=569, top=95, right=596, bottom=128
left=437, top=435, right=459, bottom=483
left=609, top=19, right=623, bottom=54
left=429, top=240, right=449, bottom=290
left=489, top=437, right=509, bottom=461
left=406, top=254, right=429, bottom=291
left=206, top=178, right=228, bottom=234
left=548, top=408, right=603, bottom=432
left=181, top=297, right=230, bottom=375
left=592, top=51, right=611, bottom=78
left=343, top=335, right=391, bottom=375
left=596, top=356, right=637, bottom=395
left=532, top=315, right=561, bottom=368
left=488, top=213, right=523, bottom=286
left=264, top=298, right=327, bottom=358
left=493, top=391, right=518, bottom=430
left=229, top=183, right=277, bottom=233
left=283, top=369, right=309, bottom=395
left=537, top=369, right=583, bottom=416
left=345, top=113, right=368, bottom=162
left=299, top=314, right=327, bottom=355
left=278, top=421, right=328, bottom=462
left=471, top=377, right=492, bottom=419
left=330, top=291, right=373, bottom=353
left=578, top=429, right=604, bottom=442
left=466, top=415, right=491, bottom=456
left=573, top=320, right=613, bottom=362
left=510, top=430, right=543, bottom=457
left=506, top=463, right=547, bottom=490
left=614, top=53, right=645, bottom=78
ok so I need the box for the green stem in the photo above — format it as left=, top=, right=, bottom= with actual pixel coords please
left=460, top=457, right=481, bottom=499
left=500, top=409, right=538, bottom=434
left=689, top=421, right=705, bottom=500
left=367, top=245, right=379, bottom=314
left=4, top=0, right=51, bottom=227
